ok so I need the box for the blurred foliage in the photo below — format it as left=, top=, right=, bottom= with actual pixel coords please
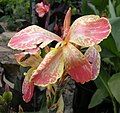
left=0, top=91, right=13, bottom=113
left=0, top=0, right=30, bottom=31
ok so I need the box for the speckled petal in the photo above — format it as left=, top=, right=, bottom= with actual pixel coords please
left=22, top=81, right=34, bottom=103
left=63, top=8, right=71, bottom=38
left=69, top=15, right=111, bottom=47
left=8, top=25, right=62, bottom=50
left=22, top=68, right=35, bottom=103
left=85, top=46, right=100, bottom=80
left=63, top=43, right=92, bottom=84
left=31, top=48, right=64, bottom=87
left=15, top=52, right=42, bottom=68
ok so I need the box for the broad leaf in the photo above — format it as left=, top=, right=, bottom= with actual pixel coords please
left=69, top=15, right=111, bottom=47
left=109, top=0, right=116, bottom=18
left=81, top=0, right=92, bottom=15
left=88, top=3, right=99, bottom=15
left=31, top=48, right=64, bottom=87
left=85, top=46, right=100, bottom=80
left=8, top=25, right=62, bottom=50
left=89, top=88, right=108, bottom=108
left=116, top=4, right=120, bottom=16
left=91, top=0, right=108, bottom=11
left=110, top=17, right=120, bottom=51
left=100, top=35, right=120, bottom=57
left=94, top=68, right=110, bottom=96
left=63, top=43, right=92, bottom=83
left=108, top=72, right=120, bottom=103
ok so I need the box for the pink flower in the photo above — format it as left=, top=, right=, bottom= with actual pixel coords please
left=8, top=8, right=111, bottom=102
left=35, top=2, right=50, bottom=17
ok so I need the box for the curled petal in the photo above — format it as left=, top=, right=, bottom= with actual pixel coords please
left=31, top=48, right=64, bottom=87
left=15, top=52, right=42, bottom=68
left=22, top=81, right=34, bottom=103
left=8, top=25, right=62, bottom=50
left=69, top=15, right=111, bottom=47
left=63, top=43, right=92, bottom=84
left=22, top=68, right=35, bottom=103
left=85, top=46, right=101, bottom=79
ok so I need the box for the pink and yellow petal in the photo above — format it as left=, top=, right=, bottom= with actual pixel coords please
left=85, top=46, right=101, bottom=79
left=31, top=48, right=64, bottom=87
left=22, top=80, right=34, bottom=103
left=15, top=52, right=42, bottom=68
left=22, top=68, right=36, bottom=103
left=69, top=15, right=111, bottom=47
left=63, top=8, right=71, bottom=38
left=63, top=43, right=92, bottom=84
left=8, top=25, right=62, bottom=50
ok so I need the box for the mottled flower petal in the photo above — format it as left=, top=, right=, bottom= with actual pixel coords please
left=15, top=52, right=42, bottom=68
left=22, top=81, right=34, bottom=103
left=31, top=48, right=64, bottom=87
left=25, top=47, right=40, bottom=54
left=8, top=25, right=62, bottom=50
left=69, top=15, right=111, bottom=47
left=22, top=68, right=35, bottom=103
left=63, top=8, right=71, bottom=38
left=85, top=46, right=100, bottom=79
left=63, top=43, right=92, bottom=83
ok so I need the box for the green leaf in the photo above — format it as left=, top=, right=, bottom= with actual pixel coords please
left=94, top=68, right=110, bottom=96
left=100, top=48, right=116, bottom=58
left=81, top=0, right=93, bottom=15
left=38, top=90, right=48, bottom=113
left=88, top=3, right=99, bottom=15
left=110, top=57, right=120, bottom=72
left=0, top=95, right=5, bottom=105
left=108, top=72, right=120, bottom=103
left=91, top=0, right=108, bottom=11
left=110, top=17, right=120, bottom=52
left=3, top=91, right=12, bottom=103
left=116, top=0, right=120, bottom=5
left=116, top=4, right=120, bottom=16
left=100, top=35, right=120, bottom=57
left=56, top=0, right=62, bottom=3
left=89, top=88, right=108, bottom=108
left=109, top=0, right=116, bottom=18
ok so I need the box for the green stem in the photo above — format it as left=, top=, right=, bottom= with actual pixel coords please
left=111, top=98, right=117, bottom=113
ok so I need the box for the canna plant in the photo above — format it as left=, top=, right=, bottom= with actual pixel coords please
left=8, top=7, right=111, bottom=105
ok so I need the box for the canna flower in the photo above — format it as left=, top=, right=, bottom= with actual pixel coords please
left=14, top=51, right=42, bottom=102
left=8, top=8, right=111, bottom=102
left=35, top=2, right=50, bottom=17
